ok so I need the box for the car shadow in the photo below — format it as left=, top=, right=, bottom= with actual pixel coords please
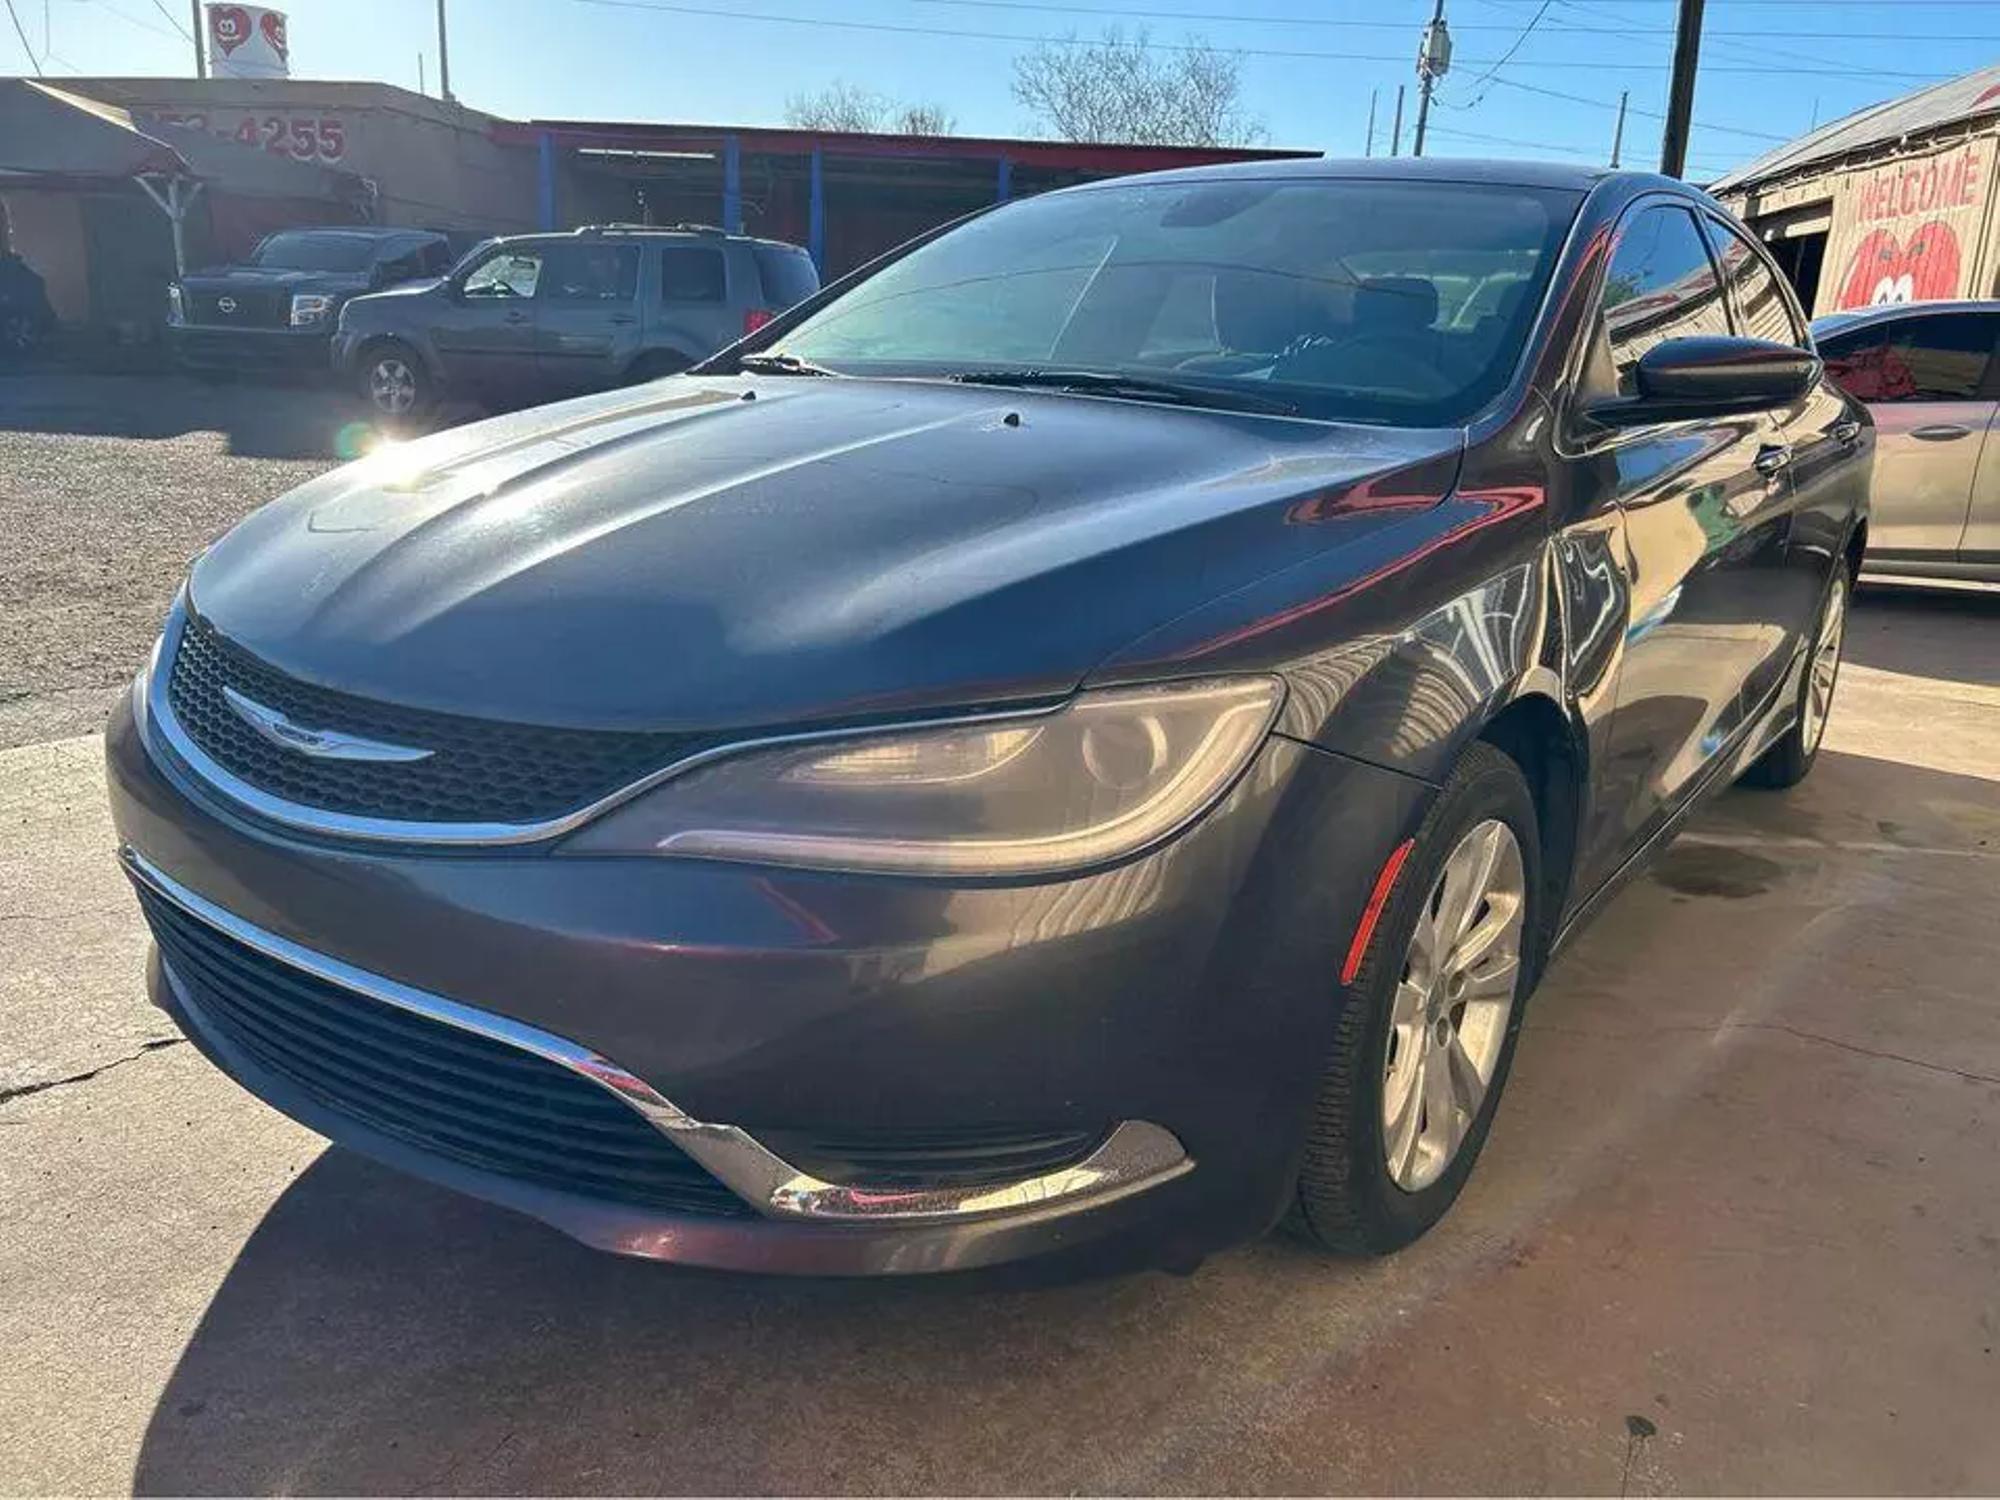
left=1849, top=582, right=2000, bottom=689
left=0, top=371, right=482, bottom=463
left=127, top=1147, right=1342, bottom=1495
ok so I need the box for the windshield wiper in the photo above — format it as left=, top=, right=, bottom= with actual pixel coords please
left=946, top=368, right=1298, bottom=417
left=737, top=351, right=838, bottom=376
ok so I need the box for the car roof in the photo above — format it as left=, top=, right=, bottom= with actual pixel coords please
left=1070, top=155, right=1627, bottom=193
left=1812, top=299, right=2000, bottom=333
left=265, top=225, right=437, bottom=241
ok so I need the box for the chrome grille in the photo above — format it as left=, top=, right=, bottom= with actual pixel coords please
left=165, top=614, right=701, bottom=827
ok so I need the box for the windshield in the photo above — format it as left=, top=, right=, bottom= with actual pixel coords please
left=252, top=232, right=377, bottom=273
left=767, top=177, right=1581, bottom=426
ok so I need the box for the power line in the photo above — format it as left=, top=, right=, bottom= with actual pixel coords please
left=1454, top=0, right=1556, bottom=107
left=1426, top=123, right=1598, bottom=158
left=567, top=0, right=1951, bottom=83
left=143, top=0, right=192, bottom=41
left=915, top=0, right=2000, bottom=44
left=3, top=0, right=41, bottom=74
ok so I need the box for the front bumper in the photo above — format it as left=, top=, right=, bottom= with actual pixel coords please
left=107, top=687, right=1432, bottom=1273
left=169, top=323, right=333, bottom=371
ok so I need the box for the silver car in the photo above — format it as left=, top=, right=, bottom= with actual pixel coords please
left=1813, top=301, right=2000, bottom=584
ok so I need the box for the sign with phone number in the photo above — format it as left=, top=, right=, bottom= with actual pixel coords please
left=141, top=110, right=348, bottom=164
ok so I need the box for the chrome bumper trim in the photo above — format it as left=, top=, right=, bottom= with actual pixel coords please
left=123, top=848, right=1192, bottom=1226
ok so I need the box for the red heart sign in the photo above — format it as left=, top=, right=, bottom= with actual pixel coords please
left=208, top=3, right=250, bottom=54
left=260, top=9, right=288, bottom=61
left=1835, top=219, right=1963, bottom=310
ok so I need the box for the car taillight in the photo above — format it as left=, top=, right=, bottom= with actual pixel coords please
left=743, top=308, right=774, bottom=335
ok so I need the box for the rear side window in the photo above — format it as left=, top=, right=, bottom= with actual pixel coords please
left=543, top=244, right=641, bottom=303
left=1707, top=217, right=1806, bottom=346
left=660, top=247, right=726, bottom=304
left=751, top=244, right=820, bottom=310
left=1820, top=314, right=1999, bottom=402
left=1597, top=204, right=1729, bottom=395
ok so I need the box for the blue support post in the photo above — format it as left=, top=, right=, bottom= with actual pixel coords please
left=722, top=134, right=743, bottom=234
left=808, top=147, right=825, bottom=275
left=536, top=131, right=557, bottom=230
left=996, top=154, right=1012, bottom=203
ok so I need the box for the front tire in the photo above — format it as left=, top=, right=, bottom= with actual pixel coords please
left=356, top=341, right=432, bottom=424
left=1290, top=741, right=1541, bottom=1255
left=1741, top=568, right=1848, bottom=790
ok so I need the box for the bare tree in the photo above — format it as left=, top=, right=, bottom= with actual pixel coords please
left=891, top=102, right=957, bottom=136
left=785, top=82, right=957, bottom=136
left=1011, top=29, right=1264, bottom=147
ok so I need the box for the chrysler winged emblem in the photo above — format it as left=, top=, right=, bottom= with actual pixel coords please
left=222, top=686, right=434, bottom=763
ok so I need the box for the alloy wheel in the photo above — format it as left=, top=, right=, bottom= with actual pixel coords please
left=1383, top=818, right=1527, bottom=1192
left=1802, top=577, right=1847, bottom=753
left=368, top=356, right=418, bottom=415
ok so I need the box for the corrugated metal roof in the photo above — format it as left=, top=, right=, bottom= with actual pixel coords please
left=1713, top=63, right=2000, bottom=193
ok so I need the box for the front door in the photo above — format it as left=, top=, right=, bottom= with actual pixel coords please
left=1569, top=201, right=1799, bottom=884
left=432, top=246, right=544, bottom=394
left=534, top=242, right=644, bottom=396
left=1818, top=308, right=2000, bottom=564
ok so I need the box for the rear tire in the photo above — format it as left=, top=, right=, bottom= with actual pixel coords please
left=1289, top=741, right=1542, bottom=1255
left=1741, top=569, right=1848, bottom=790
left=356, top=340, right=432, bottom=424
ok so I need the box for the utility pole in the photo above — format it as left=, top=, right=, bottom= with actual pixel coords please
left=435, top=0, right=453, bottom=102
left=1412, top=0, right=1452, bottom=158
left=189, top=0, right=204, bottom=76
left=1365, top=89, right=1378, bottom=157
left=1610, top=89, right=1628, bottom=167
left=1660, top=0, right=1705, bottom=177
left=1391, top=85, right=1406, bottom=157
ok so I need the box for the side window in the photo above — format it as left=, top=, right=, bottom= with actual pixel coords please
left=1707, top=217, right=1807, bottom=346
left=377, top=242, right=425, bottom=283
left=660, top=247, right=727, bottom=304
left=750, top=243, right=820, bottom=309
left=542, top=244, right=640, bottom=303
left=1595, top=204, right=1730, bottom=396
left=1821, top=315, right=1999, bottom=403
left=461, top=249, right=543, bottom=300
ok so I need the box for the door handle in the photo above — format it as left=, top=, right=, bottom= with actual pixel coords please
left=1828, top=418, right=1862, bottom=446
left=503, top=310, right=530, bottom=324
left=1754, top=443, right=1792, bottom=476
left=1910, top=423, right=1971, bottom=441
left=608, top=314, right=637, bottom=326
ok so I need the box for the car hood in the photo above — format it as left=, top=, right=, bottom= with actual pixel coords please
left=180, top=266, right=371, bottom=295
left=189, top=378, right=1464, bottom=731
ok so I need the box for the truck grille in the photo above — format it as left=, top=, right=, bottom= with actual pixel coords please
left=137, top=884, right=752, bottom=1218
left=166, top=613, right=701, bottom=828
left=188, top=289, right=289, bottom=327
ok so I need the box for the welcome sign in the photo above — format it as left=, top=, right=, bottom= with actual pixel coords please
left=1821, top=136, right=1997, bottom=313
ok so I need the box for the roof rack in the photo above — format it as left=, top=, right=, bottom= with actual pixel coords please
left=571, top=222, right=727, bottom=236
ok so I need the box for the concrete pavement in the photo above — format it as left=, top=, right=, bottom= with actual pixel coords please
left=2, top=588, right=1996, bottom=1494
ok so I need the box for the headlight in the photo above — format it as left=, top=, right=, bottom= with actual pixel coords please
left=563, top=677, right=1283, bottom=876
left=290, top=293, right=336, bottom=326
left=166, top=284, right=184, bottom=325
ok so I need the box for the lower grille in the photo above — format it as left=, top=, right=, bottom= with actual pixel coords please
left=138, top=886, right=751, bottom=1218
left=762, top=1124, right=1105, bottom=1189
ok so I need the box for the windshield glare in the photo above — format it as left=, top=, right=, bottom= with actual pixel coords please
left=771, top=178, right=1581, bottom=426
left=252, top=232, right=377, bottom=273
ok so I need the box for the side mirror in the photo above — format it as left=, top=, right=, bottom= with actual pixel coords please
left=1587, top=335, right=1820, bottom=426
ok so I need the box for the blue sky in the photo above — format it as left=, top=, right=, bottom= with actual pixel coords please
left=7, top=0, right=1996, bottom=181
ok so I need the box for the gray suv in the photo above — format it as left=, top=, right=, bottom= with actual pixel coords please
left=332, top=225, right=820, bottom=419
